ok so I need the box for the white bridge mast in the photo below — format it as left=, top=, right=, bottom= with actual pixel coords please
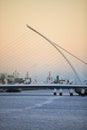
left=26, top=24, right=85, bottom=85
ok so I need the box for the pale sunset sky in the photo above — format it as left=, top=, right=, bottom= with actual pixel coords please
left=0, top=0, right=87, bottom=81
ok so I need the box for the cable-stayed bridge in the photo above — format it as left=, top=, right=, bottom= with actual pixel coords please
left=0, top=25, right=87, bottom=95
left=26, top=25, right=87, bottom=84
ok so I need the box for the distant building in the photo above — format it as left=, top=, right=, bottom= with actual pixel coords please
left=24, top=72, right=31, bottom=84
left=4, top=78, right=8, bottom=84
left=32, top=79, right=37, bottom=84
left=54, top=75, right=66, bottom=84
left=0, top=73, right=8, bottom=84
left=54, top=75, right=60, bottom=83
left=13, top=70, right=19, bottom=79
left=7, top=74, right=15, bottom=84
left=46, top=72, right=53, bottom=84
left=14, top=78, right=24, bottom=84
left=0, top=72, right=24, bottom=84
left=59, top=79, right=66, bottom=84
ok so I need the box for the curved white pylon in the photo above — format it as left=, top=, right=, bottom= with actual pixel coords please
left=26, top=24, right=82, bottom=84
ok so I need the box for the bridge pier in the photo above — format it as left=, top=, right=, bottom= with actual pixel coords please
left=81, top=88, right=85, bottom=96
left=69, top=89, right=74, bottom=96
left=53, top=88, right=57, bottom=95
left=59, top=89, right=63, bottom=96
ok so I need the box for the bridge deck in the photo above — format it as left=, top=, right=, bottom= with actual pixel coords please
left=0, top=84, right=87, bottom=89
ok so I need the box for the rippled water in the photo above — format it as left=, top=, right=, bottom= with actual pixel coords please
left=0, top=90, right=87, bottom=130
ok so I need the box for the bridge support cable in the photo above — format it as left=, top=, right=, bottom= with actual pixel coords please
left=52, top=42, right=87, bottom=65
left=26, top=24, right=82, bottom=84
left=26, top=25, right=87, bottom=65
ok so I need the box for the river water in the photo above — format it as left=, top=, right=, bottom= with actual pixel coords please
left=0, top=90, right=87, bottom=130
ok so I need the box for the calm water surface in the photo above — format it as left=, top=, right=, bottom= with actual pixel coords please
left=0, top=90, right=87, bottom=130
